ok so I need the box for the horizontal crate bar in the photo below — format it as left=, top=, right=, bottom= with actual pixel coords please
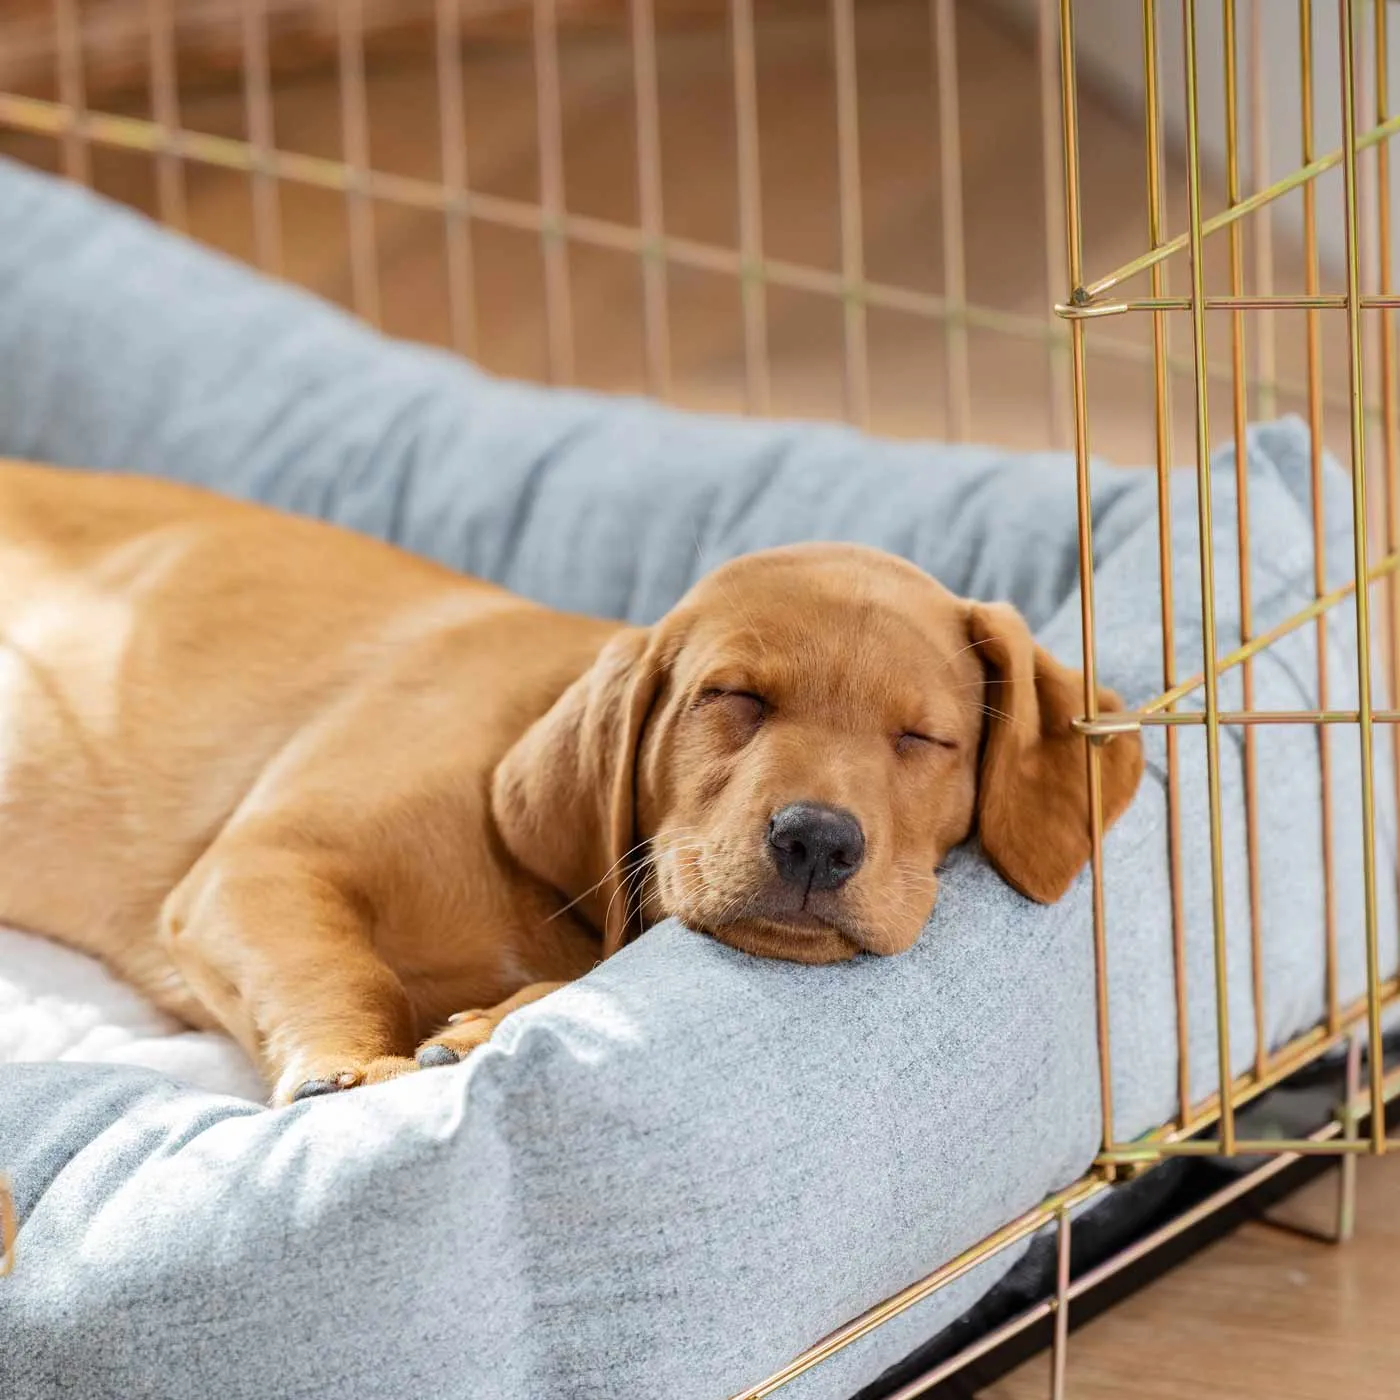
left=729, top=1172, right=1110, bottom=1398
left=0, top=92, right=1007, bottom=330
left=1061, top=293, right=1400, bottom=318
left=883, top=1298, right=1057, bottom=1399
left=1101, top=978, right=1400, bottom=1158
left=1080, top=108, right=1400, bottom=302
left=1100, top=1136, right=1384, bottom=1163
left=0, top=90, right=1385, bottom=430
left=1079, top=708, right=1400, bottom=738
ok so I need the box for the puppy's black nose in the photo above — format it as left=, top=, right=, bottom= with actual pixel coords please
left=768, top=804, right=865, bottom=891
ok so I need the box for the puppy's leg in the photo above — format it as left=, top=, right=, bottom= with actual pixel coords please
left=414, top=981, right=569, bottom=1067
left=161, top=845, right=419, bottom=1105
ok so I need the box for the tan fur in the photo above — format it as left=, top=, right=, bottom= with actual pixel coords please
left=0, top=461, right=1143, bottom=1104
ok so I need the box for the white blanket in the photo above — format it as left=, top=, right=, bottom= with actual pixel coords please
left=0, top=925, right=263, bottom=1101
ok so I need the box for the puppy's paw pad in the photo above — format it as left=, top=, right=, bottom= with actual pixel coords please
left=283, top=1057, right=416, bottom=1102
left=291, top=1078, right=345, bottom=1101
left=286, top=1068, right=363, bottom=1103
left=419, top=1012, right=495, bottom=1063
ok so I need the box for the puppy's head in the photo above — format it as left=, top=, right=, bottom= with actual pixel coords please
left=493, top=543, right=1143, bottom=963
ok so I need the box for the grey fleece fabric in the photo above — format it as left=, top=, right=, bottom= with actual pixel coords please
left=0, top=156, right=1394, bottom=1400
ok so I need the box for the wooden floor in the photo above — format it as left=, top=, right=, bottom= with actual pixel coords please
left=989, top=1153, right=1400, bottom=1400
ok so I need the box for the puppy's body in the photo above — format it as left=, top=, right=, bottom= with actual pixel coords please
left=0, top=462, right=1143, bottom=1104
left=0, top=464, right=612, bottom=1094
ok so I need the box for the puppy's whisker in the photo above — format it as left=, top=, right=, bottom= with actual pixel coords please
left=625, top=858, right=658, bottom=934
left=978, top=704, right=1022, bottom=727
left=601, top=871, right=634, bottom=943
left=626, top=829, right=714, bottom=932
left=543, top=841, right=653, bottom=925
left=933, top=634, right=1004, bottom=676
left=543, top=826, right=706, bottom=926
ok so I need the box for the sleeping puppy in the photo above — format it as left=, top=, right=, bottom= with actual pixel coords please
left=0, top=461, right=1143, bottom=1104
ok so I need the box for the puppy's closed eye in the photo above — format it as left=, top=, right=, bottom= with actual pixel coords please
left=896, top=730, right=959, bottom=756
left=693, top=687, right=770, bottom=751
left=697, top=687, right=769, bottom=721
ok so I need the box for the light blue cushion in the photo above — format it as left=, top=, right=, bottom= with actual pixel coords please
left=0, top=157, right=1393, bottom=1400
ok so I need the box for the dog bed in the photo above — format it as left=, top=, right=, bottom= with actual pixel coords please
left=0, top=156, right=1394, bottom=1400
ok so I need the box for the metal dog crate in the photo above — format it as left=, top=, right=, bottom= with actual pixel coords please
left=2, top=1, right=1399, bottom=1394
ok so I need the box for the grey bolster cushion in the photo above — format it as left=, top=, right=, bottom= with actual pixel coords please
left=0, top=156, right=1393, bottom=1400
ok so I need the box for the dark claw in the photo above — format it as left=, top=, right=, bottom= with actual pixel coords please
left=416, top=1044, right=461, bottom=1069
left=292, top=1078, right=344, bottom=1101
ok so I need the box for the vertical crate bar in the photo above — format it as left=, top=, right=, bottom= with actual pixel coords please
left=1248, top=0, right=1275, bottom=418
left=830, top=0, right=869, bottom=427
left=730, top=0, right=770, bottom=415
left=1374, top=0, right=1400, bottom=916
left=336, top=0, right=380, bottom=325
left=933, top=0, right=970, bottom=441
left=53, top=0, right=89, bottom=185
left=1049, top=1206, right=1072, bottom=1400
left=1355, top=0, right=1377, bottom=439
left=242, top=0, right=282, bottom=275
left=630, top=0, right=671, bottom=400
left=1223, top=0, right=1266, bottom=1081
left=1142, top=0, right=1190, bottom=1128
left=1299, top=0, right=1339, bottom=1035
left=435, top=0, right=479, bottom=360
left=1182, top=0, right=1235, bottom=1155
left=1337, top=0, right=1386, bottom=1152
left=147, top=0, right=186, bottom=231
left=1337, top=1032, right=1362, bottom=1241
left=1039, top=0, right=1070, bottom=448
left=1057, top=0, right=1115, bottom=1160
left=533, top=0, right=574, bottom=384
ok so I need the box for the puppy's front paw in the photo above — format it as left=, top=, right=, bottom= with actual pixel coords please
left=276, top=1054, right=419, bottom=1106
left=274, top=1017, right=499, bottom=1104
left=413, top=1010, right=496, bottom=1069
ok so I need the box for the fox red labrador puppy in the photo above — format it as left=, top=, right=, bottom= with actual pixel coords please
left=0, top=461, right=1142, bottom=1103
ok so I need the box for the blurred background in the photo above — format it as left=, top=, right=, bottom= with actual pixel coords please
left=0, top=0, right=1390, bottom=468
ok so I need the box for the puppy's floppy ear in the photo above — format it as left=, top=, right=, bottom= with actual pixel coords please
left=492, top=627, right=665, bottom=958
left=968, top=601, right=1144, bottom=903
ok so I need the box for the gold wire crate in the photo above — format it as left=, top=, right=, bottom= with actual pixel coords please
left=2, top=1, right=1399, bottom=1397
left=1062, top=0, right=1400, bottom=1169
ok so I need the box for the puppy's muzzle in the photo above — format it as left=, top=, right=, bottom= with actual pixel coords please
left=767, top=803, right=865, bottom=891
